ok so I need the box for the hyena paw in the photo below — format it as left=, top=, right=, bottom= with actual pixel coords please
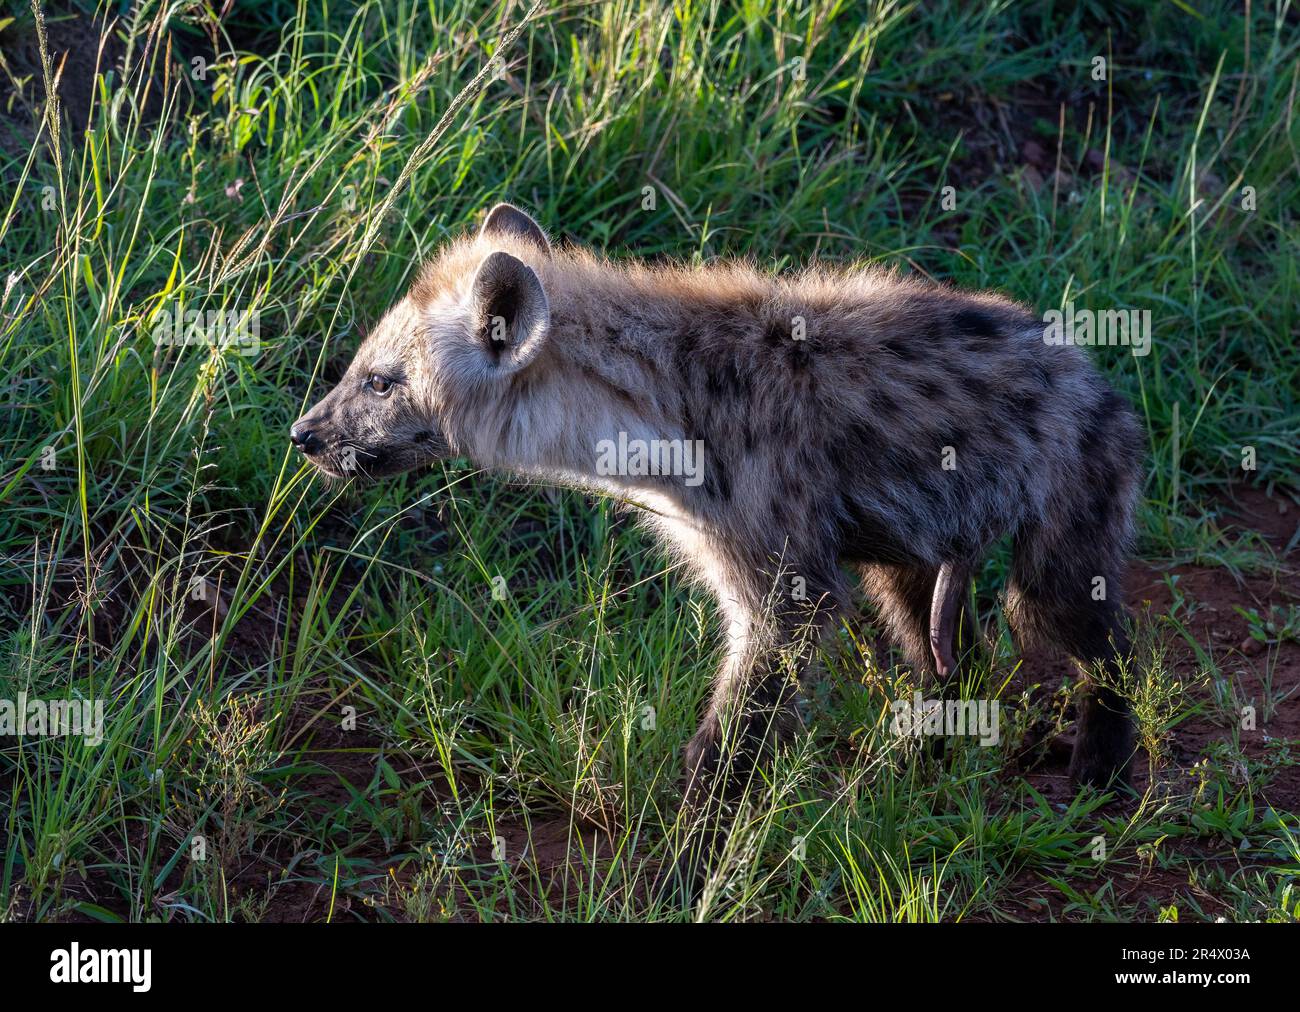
left=682, top=716, right=722, bottom=798
left=1067, top=733, right=1134, bottom=791
left=670, top=716, right=736, bottom=907
left=659, top=826, right=715, bottom=910
left=1070, top=691, right=1135, bottom=791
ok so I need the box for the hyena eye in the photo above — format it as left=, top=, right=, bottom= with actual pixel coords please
left=366, top=373, right=393, bottom=397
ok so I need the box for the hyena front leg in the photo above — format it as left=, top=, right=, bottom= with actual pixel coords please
left=681, top=620, right=799, bottom=808
left=674, top=555, right=847, bottom=900
left=682, top=556, right=848, bottom=807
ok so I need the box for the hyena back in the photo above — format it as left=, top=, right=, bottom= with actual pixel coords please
left=293, top=203, right=1144, bottom=799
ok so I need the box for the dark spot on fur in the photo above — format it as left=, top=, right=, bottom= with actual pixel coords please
left=846, top=420, right=883, bottom=452
left=1078, top=416, right=1106, bottom=462
left=768, top=411, right=795, bottom=443
left=704, top=456, right=733, bottom=502
left=870, top=389, right=901, bottom=416
left=622, top=344, right=661, bottom=378
left=1089, top=489, right=1114, bottom=528
left=918, top=379, right=946, bottom=401
left=877, top=445, right=923, bottom=478
left=677, top=392, right=697, bottom=441
left=1007, top=390, right=1041, bottom=419
left=959, top=370, right=991, bottom=399
left=673, top=324, right=701, bottom=361
left=952, top=308, right=999, bottom=337
left=704, top=356, right=752, bottom=400
left=882, top=338, right=920, bottom=362
left=1099, top=388, right=1129, bottom=416
left=837, top=496, right=923, bottom=566
left=580, top=365, right=638, bottom=408
left=925, top=319, right=949, bottom=344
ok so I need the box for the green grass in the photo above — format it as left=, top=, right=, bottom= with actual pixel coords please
left=0, top=0, right=1297, bottom=922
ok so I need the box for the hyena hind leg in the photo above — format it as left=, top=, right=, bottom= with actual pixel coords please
left=861, top=563, right=938, bottom=680
left=1007, top=535, right=1136, bottom=790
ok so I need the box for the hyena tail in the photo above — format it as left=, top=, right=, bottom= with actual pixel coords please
left=1006, top=405, right=1142, bottom=788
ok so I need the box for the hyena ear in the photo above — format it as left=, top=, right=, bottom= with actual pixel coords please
left=470, top=251, right=551, bottom=373
left=480, top=203, right=550, bottom=255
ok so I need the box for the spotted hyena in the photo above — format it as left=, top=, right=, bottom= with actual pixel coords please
left=292, top=203, right=1144, bottom=809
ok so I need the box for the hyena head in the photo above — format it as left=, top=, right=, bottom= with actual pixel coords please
left=291, top=203, right=553, bottom=479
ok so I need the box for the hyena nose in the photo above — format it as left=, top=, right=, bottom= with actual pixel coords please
left=289, top=422, right=321, bottom=454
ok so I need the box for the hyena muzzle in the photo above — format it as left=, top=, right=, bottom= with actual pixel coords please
left=292, top=203, right=1144, bottom=835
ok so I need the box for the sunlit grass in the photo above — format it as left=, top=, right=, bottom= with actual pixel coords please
left=0, top=0, right=1296, bottom=921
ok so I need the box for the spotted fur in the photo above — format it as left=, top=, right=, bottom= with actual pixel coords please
left=293, top=203, right=1145, bottom=802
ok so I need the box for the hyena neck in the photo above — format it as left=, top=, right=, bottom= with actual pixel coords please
left=479, top=259, right=728, bottom=510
